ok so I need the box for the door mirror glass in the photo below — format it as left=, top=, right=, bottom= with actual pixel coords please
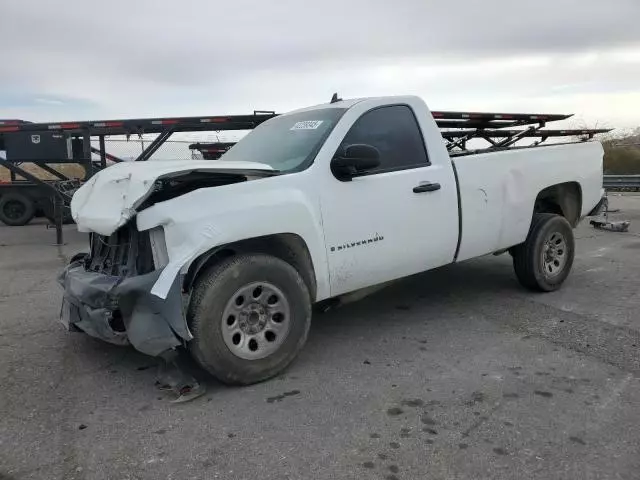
left=331, top=144, right=381, bottom=181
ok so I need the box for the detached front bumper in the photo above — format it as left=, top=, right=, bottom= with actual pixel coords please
left=58, top=261, right=192, bottom=357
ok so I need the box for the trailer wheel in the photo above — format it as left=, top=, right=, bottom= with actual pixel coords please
left=512, top=213, right=575, bottom=292
left=188, top=253, right=311, bottom=385
left=0, top=193, right=35, bottom=226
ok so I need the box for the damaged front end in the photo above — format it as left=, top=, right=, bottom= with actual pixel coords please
left=59, top=159, right=279, bottom=357
left=58, top=223, right=191, bottom=357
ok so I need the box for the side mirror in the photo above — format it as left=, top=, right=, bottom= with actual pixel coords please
left=331, top=144, right=381, bottom=181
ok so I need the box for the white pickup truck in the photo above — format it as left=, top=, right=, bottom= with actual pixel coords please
left=60, top=95, right=606, bottom=385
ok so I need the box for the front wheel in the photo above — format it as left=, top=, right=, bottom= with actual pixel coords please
left=188, top=254, right=311, bottom=385
left=512, top=213, right=575, bottom=292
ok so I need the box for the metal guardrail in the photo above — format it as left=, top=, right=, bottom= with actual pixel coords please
left=603, top=175, right=640, bottom=190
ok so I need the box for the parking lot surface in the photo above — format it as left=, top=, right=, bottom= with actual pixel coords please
left=1, top=195, right=639, bottom=480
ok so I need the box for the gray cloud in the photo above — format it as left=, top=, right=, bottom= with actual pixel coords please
left=1, top=0, right=639, bottom=125
left=3, top=0, right=640, bottom=79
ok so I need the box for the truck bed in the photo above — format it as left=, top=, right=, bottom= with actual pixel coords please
left=452, top=141, right=604, bottom=261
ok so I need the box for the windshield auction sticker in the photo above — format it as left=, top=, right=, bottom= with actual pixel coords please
left=290, top=120, right=324, bottom=130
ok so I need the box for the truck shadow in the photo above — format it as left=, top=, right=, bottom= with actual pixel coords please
left=309, top=255, right=519, bottom=338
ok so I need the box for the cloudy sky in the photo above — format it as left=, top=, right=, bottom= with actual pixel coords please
left=1, top=0, right=640, bottom=130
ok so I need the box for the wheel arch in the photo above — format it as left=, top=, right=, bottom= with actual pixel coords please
left=533, top=181, right=582, bottom=227
left=183, top=233, right=318, bottom=301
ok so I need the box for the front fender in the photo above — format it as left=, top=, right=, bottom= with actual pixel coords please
left=136, top=179, right=328, bottom=301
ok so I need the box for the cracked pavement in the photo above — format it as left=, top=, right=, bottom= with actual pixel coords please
left=1, top=195, right=639, bottom=480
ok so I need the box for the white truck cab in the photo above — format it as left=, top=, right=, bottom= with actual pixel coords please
left=60, top=96, right=605, bottom=385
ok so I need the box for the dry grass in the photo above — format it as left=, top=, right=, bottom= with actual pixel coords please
left=0, top=163, right=86, bottom=182
left=603, top=131, right=640, bottom=174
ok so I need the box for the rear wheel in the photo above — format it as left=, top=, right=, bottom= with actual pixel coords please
left=512, top=213, right=575, bottom=292
left=0, top=193, right=35, bottom=226
left=188, top=253, right=311, bottom=385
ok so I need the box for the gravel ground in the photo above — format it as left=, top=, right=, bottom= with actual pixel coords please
left=1, top=195, right=639, bottom=480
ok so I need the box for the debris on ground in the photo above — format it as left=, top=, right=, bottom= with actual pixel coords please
left=154, top=349, right=206, bottom=404
left=589, top=195, right=631, bottom=232
left=590, top=219, right=631, bottom=232
left=170, top=384, right=207, bottom=404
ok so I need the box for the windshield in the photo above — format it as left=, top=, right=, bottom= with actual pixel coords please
left=222, top=108, right=346, bottom=172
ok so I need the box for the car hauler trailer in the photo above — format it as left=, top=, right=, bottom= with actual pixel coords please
left=0, top=111, right=277, bottom=242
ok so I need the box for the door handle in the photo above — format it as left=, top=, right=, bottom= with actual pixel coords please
left=413, top=182, right=441, bottom=193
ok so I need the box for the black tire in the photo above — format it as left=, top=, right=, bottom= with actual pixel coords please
left=512, top=213, right=575, bottom=292
left=187, top=253, right=311, bottom=385
left=0, top=193, right=35, bottom=226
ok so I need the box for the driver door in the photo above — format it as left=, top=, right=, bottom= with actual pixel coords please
left=319, top=104, right=459, bottom=296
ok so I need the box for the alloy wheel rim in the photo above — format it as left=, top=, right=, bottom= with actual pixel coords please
left=221, top=281, right=291, bottom=360
left=542, top=231, right=567, bottom=278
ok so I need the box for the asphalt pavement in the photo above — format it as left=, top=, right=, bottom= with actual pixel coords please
left=1, top=195, right=639, bottom=480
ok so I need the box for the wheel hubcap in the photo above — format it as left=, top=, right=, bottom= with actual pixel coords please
left=221, top=281, right=291, bottom=360
left=542, top=231, right=567, bottom=278
left=4, top=200, right=26, bottom=220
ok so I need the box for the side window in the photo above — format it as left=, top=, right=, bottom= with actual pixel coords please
left=337, top=105, right=429, bottom=174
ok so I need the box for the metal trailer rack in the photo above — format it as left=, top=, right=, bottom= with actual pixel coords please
left=0, top=106, right=610, bottom=243
left=189, top=110, right=611, bottom=159
left=0, top=112, right=277, bottom=242
left=429, top=111, right=611, bottom=154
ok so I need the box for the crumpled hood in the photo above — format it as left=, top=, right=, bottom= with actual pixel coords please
left=71, top=160, right=275, bottom=236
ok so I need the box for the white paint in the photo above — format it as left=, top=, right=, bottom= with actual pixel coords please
left=454, top=140, right=604, bottom=260
left=71, top=95, right=604, bottom=302
left=70, top=160, right=275, bottom=236
left=136, top=175, right=329, bottom=300
left=313, top=96, right=459, bottom=295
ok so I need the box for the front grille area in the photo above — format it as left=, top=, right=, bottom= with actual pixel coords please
left=88, top=223, right=154, bottom=277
